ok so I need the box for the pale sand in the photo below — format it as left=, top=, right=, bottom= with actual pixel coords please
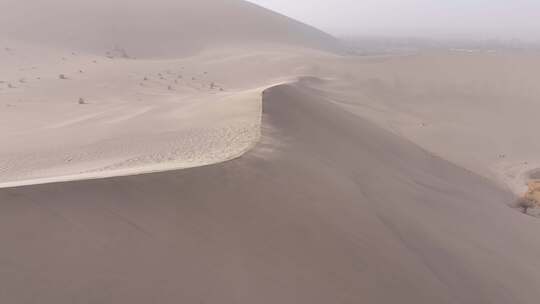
left=1, top=0, right=540, bottom=303
left=8, top=45, right=540, bottom=193
left=0, top=0, right=339, bottom=57
left=0, top=0, right=339, bottom=185
left=0, top=82, right=539, bottom=303
left=0, top=42, right=333, bottom=186
left=301, top=52, right=540, bottom=196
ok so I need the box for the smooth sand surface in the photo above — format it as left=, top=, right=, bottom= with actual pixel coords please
left=0, top=82, right=539, bottom=303
left=303, top=52, right=540, bottom=195
left=0, top=0, right=339, bottom=57
left=2, top=0, right=540, bottom=302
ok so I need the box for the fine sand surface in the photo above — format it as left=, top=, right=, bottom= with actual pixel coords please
left=303, top=52, right=540, bottom=195
left=0, top=0, right=339, bottom=57
left=0, top=0, right=339, bottom=185
left=1, top=82, right=539, bottom=304
left=6, top=47, right=540, bottom=192
left=2, top=0, right=540, bottom=303
left=0, top=41, right=337, bottom=185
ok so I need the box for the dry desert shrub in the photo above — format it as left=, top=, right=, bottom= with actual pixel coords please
left=515, top=197, right=536, bottom=214
left=115, top=47, right=130, bottom=59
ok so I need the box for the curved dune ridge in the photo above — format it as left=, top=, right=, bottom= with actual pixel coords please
left=1, top=81, right=539, bottom=303
left=0, top=85, right=265, bottom=189
left=0, top=0, right=341, bottom=186
left=0, top=0, right=340, bottom=57
left=2, top=0, right=540, bottom=302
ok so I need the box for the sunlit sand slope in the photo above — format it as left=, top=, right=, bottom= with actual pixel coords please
left=0, top=0, right=339, bottom=57
left=0, top=82, right=538, bottom=304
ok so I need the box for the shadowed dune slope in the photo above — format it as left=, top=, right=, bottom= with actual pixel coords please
left=0, top=0, right=339, bottom=57
left=0, top=82, right=539, bottom=303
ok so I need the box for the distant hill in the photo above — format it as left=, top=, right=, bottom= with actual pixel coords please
left=0, top=0, right=340, bottom=57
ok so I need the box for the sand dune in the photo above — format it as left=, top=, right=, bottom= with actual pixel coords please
left=2, top=0, right=540, bottom=302
left=0, top=0, right=339, bottom=57
left=1, top=82, right=539, bottom=303
left=0, top=0, right=341, bottom=184
left=0, top=42, right=337, bottom=185
left=296, top=52, right=540, bottom=196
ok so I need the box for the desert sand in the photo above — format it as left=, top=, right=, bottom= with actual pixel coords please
left=1, top=0, right=540, bottom=303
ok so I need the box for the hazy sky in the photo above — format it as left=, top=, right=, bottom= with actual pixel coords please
left=248, top=0, right=540, bottom=41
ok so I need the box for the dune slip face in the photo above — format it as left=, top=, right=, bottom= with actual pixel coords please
left=1, top=82, right=539, bottom=303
